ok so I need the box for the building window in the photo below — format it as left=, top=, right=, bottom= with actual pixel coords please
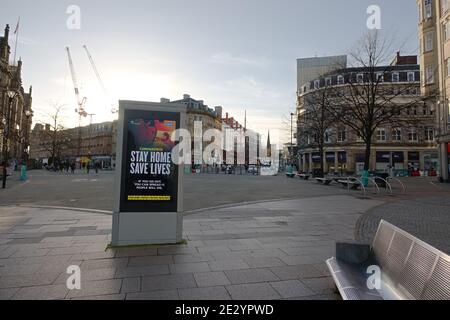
left=357, top=74, right=364, bottom=83
left=425, top=66, right=434, bottom=84
left=376, top=73, right=384, bottom=83
left=443, top=0, right=449, bottom=14
left=337, top=129, right=346, bottom=142
left=325, top=77, right=332, bottom=87
left=324, top=129, right=332, bottom=143
left=447, top=59, right=450, bottom=77
left=337, top=75, right=344, bottom=85
left=356, top=134, right=364, bottom=142
left=425, top=127, right=434, bottom=141
left=445, top=21, right=450, bottom=41
left=392, top=73, right=400, bottom=82
left=425, top=0, right=432, bottom=19
left=425, top=32, right=433, bottom=52
left=392, top=129, right=402, bottom=142
left=408, top=128, right=418, bottom=142
left=376, top=128, right=387, bottom=142
left=407, top=72, right=415, bottom=82
left=314, top=80, right=320, bottom=89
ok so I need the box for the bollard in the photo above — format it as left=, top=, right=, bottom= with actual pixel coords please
left=20, top=164, right=27, bottom=181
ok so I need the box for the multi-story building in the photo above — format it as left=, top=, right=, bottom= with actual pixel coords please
left=297, top=55, right=348, bottom=96
left=417, top=0, right=450, bottom=181
left=0, top=24, right=33, bottom=165
left=29, top=121, right=117, bottom=168
left=167, top=95, right=221, bottom=165
left=296, top=53, right=438, bottom=176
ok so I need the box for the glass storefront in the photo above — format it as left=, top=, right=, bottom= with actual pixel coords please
left=424, top=152, right=439, bottom=177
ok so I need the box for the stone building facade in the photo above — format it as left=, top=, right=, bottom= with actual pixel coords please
left=297, top=54, right=438, bottom=176
left=417, top=0, right=450, bottom=181
left=29, top=121, right=117, bottom=168
left=0, top=24, right=33, bottom=165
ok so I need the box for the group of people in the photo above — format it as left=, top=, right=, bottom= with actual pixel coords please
left=46, top=159, right=102, bottom=174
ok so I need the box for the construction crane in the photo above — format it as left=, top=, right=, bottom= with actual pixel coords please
left=66, top=46, right=88, bottom=158
left=66, top=47, right=88, bottom=117
left=83, top=45, right=117, bottom=113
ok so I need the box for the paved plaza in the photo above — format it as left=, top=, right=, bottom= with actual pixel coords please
left=0, top=171, right=449, bottom=300
left=0, top=170, right=352, bottom=211
left=0, top=195, right=383, bottom=300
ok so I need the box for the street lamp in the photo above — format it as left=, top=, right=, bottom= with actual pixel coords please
left=2, top=90, right=18, bottom=188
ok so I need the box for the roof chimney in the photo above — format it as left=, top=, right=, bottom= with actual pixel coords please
left=183, top=94, right=190, bottom=100
left=160, top=98, right=170, bottom=103
left=4, top=24, right=9, bottom=41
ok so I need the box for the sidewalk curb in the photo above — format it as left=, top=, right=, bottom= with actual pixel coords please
left=12, top=204, right=113, bottom=215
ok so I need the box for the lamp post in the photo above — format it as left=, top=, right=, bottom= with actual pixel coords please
left=2, top=90, right=17, bottom=189
left=19, top=110, right=32, bottom=181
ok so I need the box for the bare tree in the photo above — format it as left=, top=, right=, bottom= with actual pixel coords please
left=35, top=102, right=72, bottom=165
left=298, top=83, right=335, bottom=174
left=326, top=31, right=436, bottom=171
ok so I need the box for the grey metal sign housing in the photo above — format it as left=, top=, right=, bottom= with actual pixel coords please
left=112, top=100, right=186, bottom=246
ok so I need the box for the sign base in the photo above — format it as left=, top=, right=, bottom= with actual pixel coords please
left=111, top=212, right=183, bottom=246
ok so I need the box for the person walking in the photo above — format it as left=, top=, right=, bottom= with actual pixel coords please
left=70, top=162, right=76, bottom=174
left=86, top=161, right=90, bottom=174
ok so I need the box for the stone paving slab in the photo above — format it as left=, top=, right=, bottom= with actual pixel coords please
left=0, top=195, right=384, bottom=300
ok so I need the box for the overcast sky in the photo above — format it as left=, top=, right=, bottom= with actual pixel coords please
left=1, top=0, right=419, bottom=141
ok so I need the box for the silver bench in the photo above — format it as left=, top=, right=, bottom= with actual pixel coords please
left=298, top=174, right=310, bottom=180
left=315, top=177, right=333, bottom=185
left=337, top=179, right=360, bottom=190
left=326, top=220, right=450, bottom=300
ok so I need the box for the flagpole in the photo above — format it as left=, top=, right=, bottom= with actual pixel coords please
left=13, top=17, right=20, bottom=66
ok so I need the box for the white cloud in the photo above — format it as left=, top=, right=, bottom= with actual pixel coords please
left=209, top=52, right=268, bottom=68
left=213, top=75, right=280, bottom=99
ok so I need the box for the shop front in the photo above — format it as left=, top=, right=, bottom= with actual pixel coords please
left=325, top=152, right=335, bottom=172
left=391, top=151, right=407, bottom=176
left=408, top=151, right=420, bottom=176
left=355, top=153, right=366, bottom=175
left=424, top=152, right=439, bottom=177
left=375, top=151, right=390, bottom=171
left=338, top=151, right=347, bottom=175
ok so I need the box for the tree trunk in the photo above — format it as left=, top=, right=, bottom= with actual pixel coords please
left=364, top=139, right=371, bottom=171
left=319, top=145, right=324, bottom=177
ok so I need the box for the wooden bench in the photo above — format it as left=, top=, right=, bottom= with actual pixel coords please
left=326, top=220, right=450, bottom=300
left=337, top=179, right=360, bottom=190
left=297, top=174, right=310, bottom=180
left=315, top=177, right=333, bottom=185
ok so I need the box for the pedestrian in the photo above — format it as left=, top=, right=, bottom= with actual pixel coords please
left=86, top=161, right=90, bottom=174
left=70, top=162, right=76, bottom=174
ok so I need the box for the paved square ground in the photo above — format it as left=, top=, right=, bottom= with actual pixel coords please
left=0, top=195, right=383, bottom=300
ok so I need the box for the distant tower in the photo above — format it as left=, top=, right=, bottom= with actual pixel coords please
left=266, top=131, right=271, bottom=157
